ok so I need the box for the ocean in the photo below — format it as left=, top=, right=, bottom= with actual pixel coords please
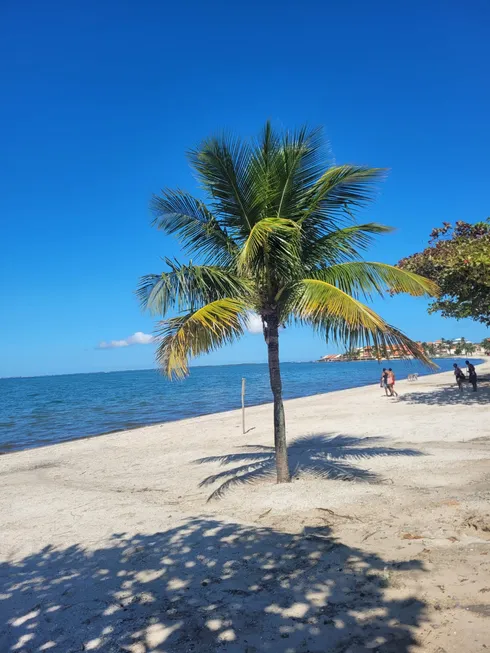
left=0, top=358, right=470, bottom=453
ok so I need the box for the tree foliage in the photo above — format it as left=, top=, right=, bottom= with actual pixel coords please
left=398, top=219, right=490, bottom=326
left=140, top=125, right=437, bottom=378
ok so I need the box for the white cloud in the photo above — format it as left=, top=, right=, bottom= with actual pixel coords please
left=98, top=319, right=264, bottom=350
left=247, top=314, right=263, bottom=335
left=98, top=332, right=154, bottom=350
left=128, top=332, right=154, bottom=345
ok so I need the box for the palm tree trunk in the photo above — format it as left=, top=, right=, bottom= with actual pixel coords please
left=265, top=313, right=290, bottom=483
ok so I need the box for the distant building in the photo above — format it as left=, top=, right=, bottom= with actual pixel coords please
left=318, top=343, right=420, bottom=362
left=319, top=337, right=487, bottom=362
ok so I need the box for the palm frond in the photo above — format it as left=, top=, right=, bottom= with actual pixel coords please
left=150, top=190, right=238, bottom=265
left=293, top=278, right=385, bottom=328
left=238, top=217, right=302, bottom=280
left=278, top=126, right=329, bottom=207
left=247, top=124, right=327, bottom=223
left=304, top=165, right=387, bottom=217
left=311, top=261, right=439, bottom=300
left=300, top=166, right=387, bottom=239
left=303, top=223, right=394, bottom=267
left=245, top=122, right=282, bottom=223
left=291, top=278, right=436, bottom=367
left=188, top=134, right=253, bottom=234
left=155, top=298, right=249, bottom=379
left=137, top=260, right=252, bottom=316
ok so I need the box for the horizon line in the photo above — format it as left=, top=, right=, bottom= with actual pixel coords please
left=0, top=355, right=478, bottom=381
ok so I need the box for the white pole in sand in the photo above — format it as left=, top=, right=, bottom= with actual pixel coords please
left=241, top=377, right=246, bottom=434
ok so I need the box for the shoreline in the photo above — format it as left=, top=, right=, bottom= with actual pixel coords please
left=2, top=357, right=488, bottom=459
left=0, top=355, right=475, bottom=380
left=1, top=357, right=484, bottom=456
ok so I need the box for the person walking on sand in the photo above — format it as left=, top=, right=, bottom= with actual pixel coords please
left=380, top=368, right=389, bottom=396
left=453, top=363, right=465, bottom=391
left=387, top=368, right=398, bottom=397
left=466, top=360, right=478, bottom=392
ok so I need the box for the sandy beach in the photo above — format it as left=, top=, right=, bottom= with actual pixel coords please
left=1, top=360, right=489, bottom=653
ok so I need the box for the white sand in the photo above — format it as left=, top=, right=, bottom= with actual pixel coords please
left=1, top=361, right=489, bottom=652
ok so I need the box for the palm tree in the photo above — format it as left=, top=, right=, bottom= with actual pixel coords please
left=464, top=342, right=476, bottom=356
left=138, top=123, right=437, bottom=483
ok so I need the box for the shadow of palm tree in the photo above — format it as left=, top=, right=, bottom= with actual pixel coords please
left=196, top=433, right=425, bottom=500
left=399, top=375, right=490, bottom=407
left=0, top=518, right=426, bottom=653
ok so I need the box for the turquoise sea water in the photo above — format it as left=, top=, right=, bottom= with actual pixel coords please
left=0, top=358, right=472, bottom=453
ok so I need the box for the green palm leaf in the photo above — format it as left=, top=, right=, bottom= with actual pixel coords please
left=291, top=278, right=436, bottom=367
left=304, top=223, right=394, bottom=267
left=155, top=299, right=249, bottom=379
left=310, top=261, right=440, bottom=300
left=137, top=259, right=252, bottom=316
left=248, top=123, right=326, bottom=222
left=238, top=218, right=301, bottom=278
left=151, top=190, right=237, bottom=265
left=188, top=135, right=253, bottom=233
left=301, top=165, right=387, bottom=229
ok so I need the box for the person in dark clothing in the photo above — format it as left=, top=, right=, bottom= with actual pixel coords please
left=380, top=368, right=389, bottom=396
left=453, top=363, right=465, bottom=391
left=465, top=360, right=478, bottom=392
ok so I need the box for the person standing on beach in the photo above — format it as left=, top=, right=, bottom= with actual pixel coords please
left=453, top=363, right=465, bottom=391
left=387, top=368, right=398, bottom=397
left=466, top=360, right=478, bottom=392
left=380, top=368, right=389, bottom=396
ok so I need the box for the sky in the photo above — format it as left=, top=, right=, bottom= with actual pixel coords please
left=1, top=0, right=489, bottom=377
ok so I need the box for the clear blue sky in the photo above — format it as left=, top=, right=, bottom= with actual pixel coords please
left=1, top=0, right=489, bottom=377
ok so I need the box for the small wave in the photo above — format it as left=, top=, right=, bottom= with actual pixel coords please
left=28, top=413, right=52, bottom=420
